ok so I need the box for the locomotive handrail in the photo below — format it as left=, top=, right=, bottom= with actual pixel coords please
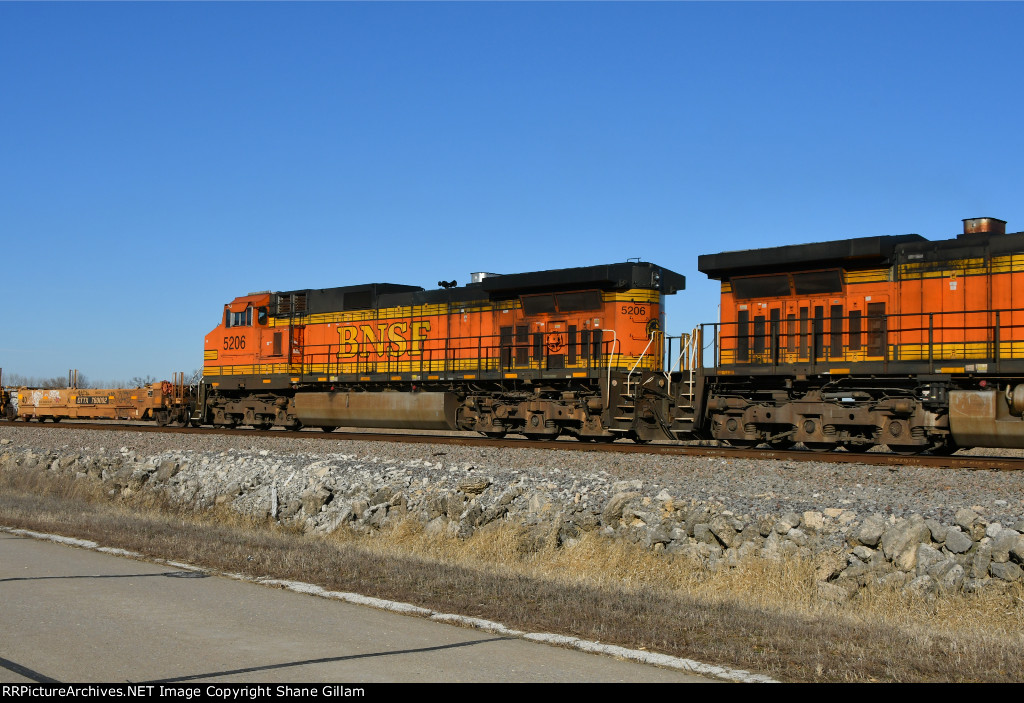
left=625, top=332, right=657, bottom=398
left=600, top=328, right=619, bottom=406
left=711, top=304, right=1024, bottom=370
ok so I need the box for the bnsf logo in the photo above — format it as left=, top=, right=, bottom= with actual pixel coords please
left=337, top=321, right=431, bottom=358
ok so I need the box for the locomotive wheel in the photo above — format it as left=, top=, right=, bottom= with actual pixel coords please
left=320, top=426, right=337, bottom=433
left=768, top=439, right=796, bottom=450
left=722, top=439, right=759, bottom=449
left=930, top=441, right=960, bottom=456
left=483, top=431, right=507, bottom=439
left=803, top=442, right=838, bottom=453
left=887, top=444, right=926, bottom=456
left=843, top=442, right=873, bottom=453
left=255, top=422, right=274, bottom=430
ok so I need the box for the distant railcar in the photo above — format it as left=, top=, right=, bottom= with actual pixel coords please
left=0, top=368, right=11, bottom=421
left=16, top=375, right=193, bottom=426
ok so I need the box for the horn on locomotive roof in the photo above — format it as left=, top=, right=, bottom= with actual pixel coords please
left=962, top=217, right=1006, bottom=236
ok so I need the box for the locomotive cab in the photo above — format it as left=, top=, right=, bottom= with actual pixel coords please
left=207, top=292, right=274, bottom=373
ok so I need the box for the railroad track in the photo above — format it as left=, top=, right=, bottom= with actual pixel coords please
left=4, top=420, right=1024, bottom=471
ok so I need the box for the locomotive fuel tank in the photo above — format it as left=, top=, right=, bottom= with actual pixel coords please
left=949, top=388, right=1024, bottom=449
left=294, top=391, right=458, bottom=431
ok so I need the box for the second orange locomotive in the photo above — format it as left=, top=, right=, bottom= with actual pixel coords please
left=698, top=216, right=1024, bottom=452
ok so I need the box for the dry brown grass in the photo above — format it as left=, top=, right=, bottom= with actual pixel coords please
left=1, top=464, right=1022, bottom=682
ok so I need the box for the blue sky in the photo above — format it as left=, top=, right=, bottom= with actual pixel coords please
left=2, top=1, right=1023, bottom=383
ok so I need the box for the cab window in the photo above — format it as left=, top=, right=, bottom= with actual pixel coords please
left=226, top=306, right=253, bottom=327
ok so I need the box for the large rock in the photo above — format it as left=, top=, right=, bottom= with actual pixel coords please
left=786, top=528, right=808, bottom=547
left=602, top=491, right=640, bottom=524
left=880, top=515, right=931, bottom=572
left=852, top=514, right=886, bottom=548
left=943, top=528, right=974, bottom=554
left=457, top=477, right=491, bottom=496
left=708, top=515, right=738, bottom=548
left=817, top=582, right=853, bottom=603
left=955, top=508, right=980, bottom=532
left=802, top=511, right=824, bottom=531
left=156, top=459, right=180, bottom=481
left=1011, top=535, right=1024, bottom=565
left=933, top=562, right=965, bottom=591
left=300, top=487, right=332, bottom=515
left=773, top=512, right=801, bottom=535
left=990, top=561, right=1023, bottom=582
left=693, top=523, right=717, bottom=545
left=905, top=574, right=937, bottom=598
left=970, top=541, right=994, bottom=579
left=991, top=529, right=1021, bottom=564
left=915, top=544, right=946, bottom=577
left=925, top=519, right=947, bottom=544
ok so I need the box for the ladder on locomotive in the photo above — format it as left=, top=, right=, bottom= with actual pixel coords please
left=668, top=327, right=701, bottom=435
left=615, top=328, right=701, bottom=437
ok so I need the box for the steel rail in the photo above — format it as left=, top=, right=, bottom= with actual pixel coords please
left=4, top=420, right=1024, bottom=471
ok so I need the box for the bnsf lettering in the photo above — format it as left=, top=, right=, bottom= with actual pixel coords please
left=223, top=335, right=246, bottom=350
left=338, top=321, right=431, bottom=358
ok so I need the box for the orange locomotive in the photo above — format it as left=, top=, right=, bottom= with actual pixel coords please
left=697, top=216, right=1024, bottom=452
left=198, top=262, right=689, bottom=441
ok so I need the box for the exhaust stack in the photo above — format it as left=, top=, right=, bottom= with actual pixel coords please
left=962, top=217, right=1006, bottom=236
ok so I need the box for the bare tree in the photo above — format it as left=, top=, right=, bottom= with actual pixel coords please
left=2, top=372, right=92, bottom=389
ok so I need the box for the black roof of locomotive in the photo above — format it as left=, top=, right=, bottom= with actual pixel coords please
left=478, top=261, right=685, bottom=296
left=274, top=261, right=685, bottom=316
left=896, top=229, right=1024, bottom=262
left=698, top=226, right=1024, bottom=280
left=697, top=234, right=926, bottom=280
